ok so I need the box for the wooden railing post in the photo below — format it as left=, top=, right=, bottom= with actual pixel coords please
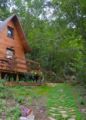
left=0, top=73, right=1, bottom=79
left=16, top=74, right=19, bottom=81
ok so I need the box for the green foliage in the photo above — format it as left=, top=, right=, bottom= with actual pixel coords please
left=16, top=96, right=25, bottom=104
left=7, top=105, right=21, bottom=120
left=0, top=0, right=10, bottom=20
left=0, top=83, right=86, bottom=119
left=12, top=84, right=83, bottom=119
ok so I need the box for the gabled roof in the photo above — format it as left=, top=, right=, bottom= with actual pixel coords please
left=0, top=14, right=31, bottom=53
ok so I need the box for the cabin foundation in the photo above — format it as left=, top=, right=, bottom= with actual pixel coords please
left=0, top=71, right=26, bottom=81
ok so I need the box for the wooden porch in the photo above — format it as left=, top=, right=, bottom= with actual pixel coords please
left=0, top=57, right=42, bottom=83
left=0, top=57, right=41, bottom=72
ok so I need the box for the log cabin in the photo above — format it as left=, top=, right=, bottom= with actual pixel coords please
left=0, top=14, right=32, bottom=80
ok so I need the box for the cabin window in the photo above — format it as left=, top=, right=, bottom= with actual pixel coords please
left=7, top=26, right=14, bottom=38
left=6, top=48, right=15, bottom=59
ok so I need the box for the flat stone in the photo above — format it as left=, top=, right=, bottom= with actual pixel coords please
left=49, top=109, right=55, bottom=112
left=47, top=83, right=57, bottom=87
left=61, top=113, right=68, bottom=118
left=19, top=117, right=29, bottom=120
left=50, top=107, right=57, bottom=110
left=68, top=118, right=76, bottom=120
left=48, top=117, right=56, bottom=120
left=58, top=106, right=64, bottom=109
left=20, top=114, right=35, bottom=120
left=69, top=109, right=75, bottom=112
left=59, top=106, right=63, bottom=108
left=59, top=89, right=64, bottom=92
left=80, top=108, right=86, bottom=113
left=59, top=110, right=67, bottom=114
left=51, top=113, right=57, bottom=117
left=71, top=115, right=76, bottom=118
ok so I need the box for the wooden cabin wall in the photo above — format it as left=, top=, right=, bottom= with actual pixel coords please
left=0, top=20, right=28, bottom=73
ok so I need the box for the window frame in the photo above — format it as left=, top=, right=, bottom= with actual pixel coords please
left=7, top=26, right=14, bottom=39
left=6, top=48, right=15, bottom=59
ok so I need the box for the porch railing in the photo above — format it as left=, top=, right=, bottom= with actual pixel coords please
left=0, top=57, right=41, bottom=73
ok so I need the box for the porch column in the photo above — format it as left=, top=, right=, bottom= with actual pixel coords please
left=0, top=72, right=1, bottom=79
left=16, top=74, right=19, bottom=81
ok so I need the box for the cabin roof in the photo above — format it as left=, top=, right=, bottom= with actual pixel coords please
left=0, top=15, right=31, bottom=53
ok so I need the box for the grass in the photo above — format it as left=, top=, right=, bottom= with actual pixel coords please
left=0, top=81, right=86, bottom=120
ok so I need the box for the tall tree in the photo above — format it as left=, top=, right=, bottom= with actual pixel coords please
left=0, top=0, right=10, bottom=20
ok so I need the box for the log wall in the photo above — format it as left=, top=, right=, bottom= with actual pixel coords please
left=0, top=20, right=28, bottom=73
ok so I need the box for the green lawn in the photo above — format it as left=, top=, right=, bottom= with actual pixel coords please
left=0, top=82, right=86, bottom=120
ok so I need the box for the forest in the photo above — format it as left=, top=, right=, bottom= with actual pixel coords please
left=0, top=0, right=86, bottom=83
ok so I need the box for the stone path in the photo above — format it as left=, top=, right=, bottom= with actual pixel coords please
left=48, top=106, right=76, bottom=120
